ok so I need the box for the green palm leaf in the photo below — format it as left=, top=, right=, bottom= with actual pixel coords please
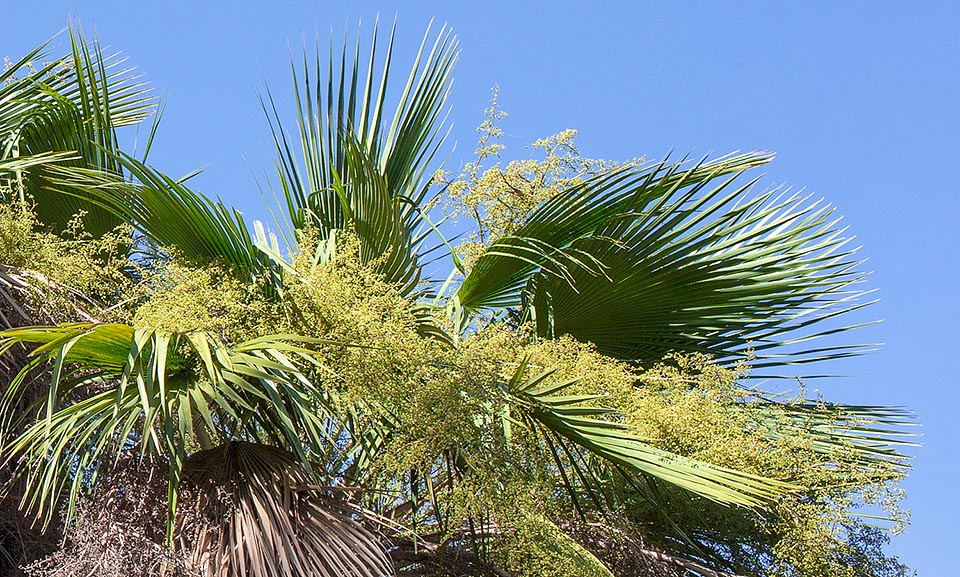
left=458, top=152, right=873, bottom=368
left=745, top=399, right=917, bottom=471
left=261, top=21, right=457, bottom=294
left=1, top=26, right=154, bottom=237
left=44, top=152, right=260, bottom=277
left=456, top=152, right=772, bottom=312
left=506, top=360, right=796, bottom=508
left=0, top=323, right=344, bottom=533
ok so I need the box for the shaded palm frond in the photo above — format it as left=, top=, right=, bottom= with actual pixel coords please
left=744, top=398, right=917, bottom=471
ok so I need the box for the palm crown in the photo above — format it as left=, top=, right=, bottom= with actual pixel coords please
left=0, top=23, right=913, bottom=577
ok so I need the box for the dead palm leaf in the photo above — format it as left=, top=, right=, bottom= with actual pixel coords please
left=179, top=442, right=394, bottom=577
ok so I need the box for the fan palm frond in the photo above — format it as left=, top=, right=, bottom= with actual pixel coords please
left=505, top=359, right=796, bottom=508
left=261, top=20, right=457, bottom=295
left=1, top=26, right=154, bottom=237
left=458, top=152, right=873, bottom=369
left=44, top=152, right=260, bottom=277
left=744, top=398, right=917, bottom=471
left=0, top=323, right=344, bottom=533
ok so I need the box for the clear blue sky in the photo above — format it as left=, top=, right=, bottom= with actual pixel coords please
left=8, top=2, right=958, bottom=574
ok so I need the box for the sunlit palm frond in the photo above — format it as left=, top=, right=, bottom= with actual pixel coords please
left=44, top=153, right=260, bottom=277
left=458, top=152, right=874, bottom=370
left=261, top=21, right=457, bottom=294
left=456, top=152, right=772, bottom=312
left=505, top=360, right=796, bottom=509
left=0, top=151, right=78, bottom=175
left=1, top=26, right=154, bottom=237
left=0, top=30, right=146, bottom=142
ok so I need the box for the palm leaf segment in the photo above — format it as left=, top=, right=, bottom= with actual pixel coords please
left=457, top=153, right=873, bottom=368
left=0, top=27, right=257, bottom=281
left=262, top=20, right=457, bottom=296
left=45, top=152, right=261, bottom=277
left=744, top=398, right=916, bottom=470
left=0, top=26, right=153, bottom=237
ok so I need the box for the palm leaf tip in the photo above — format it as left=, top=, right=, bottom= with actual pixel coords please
left=748, top=399, right=918, bottom=469
left=507, top=362, right=798, bottom=509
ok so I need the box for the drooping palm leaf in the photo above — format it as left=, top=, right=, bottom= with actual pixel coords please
left=44, top=152, right=260, bottom=277
left=261, top=21, right=457, bottom=295
left=744, top=398, right=917, bottom=471
left=505, top=359, right=796, bottom=508
left=0, top=323, right=344, bottom=532
left=0, top=151, right=78, bottom=175
left=546, top=192, right=870, bottom=367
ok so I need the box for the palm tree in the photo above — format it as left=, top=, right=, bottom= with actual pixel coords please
left=0, top=22, right=912, bottom=577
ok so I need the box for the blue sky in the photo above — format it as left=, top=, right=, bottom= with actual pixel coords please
left=8, top=1, right=958, bottom=574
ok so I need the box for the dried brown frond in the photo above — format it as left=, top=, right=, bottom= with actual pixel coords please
left=179, top=442, right=395, bottom=577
